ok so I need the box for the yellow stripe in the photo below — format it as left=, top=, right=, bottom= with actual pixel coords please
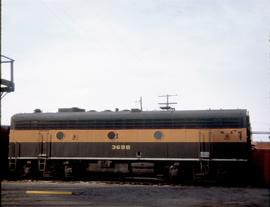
left=26, top=190, right=72, bottom=195
left=10, top=128, right=247, bottom=143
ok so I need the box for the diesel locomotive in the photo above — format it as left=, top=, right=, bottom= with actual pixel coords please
left=8, top=108, right=252, bottom=180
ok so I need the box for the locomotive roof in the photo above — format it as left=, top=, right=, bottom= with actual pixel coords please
left=12, top=109, right=248, bottom=121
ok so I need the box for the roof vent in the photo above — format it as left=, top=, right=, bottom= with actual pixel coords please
left=103, top=110, right=112, bottom=112
left=131, top=108, right=141, bottom=112
left=34, top=109, right=42, bottom=113
left=58, top=107, right=85, bottom=112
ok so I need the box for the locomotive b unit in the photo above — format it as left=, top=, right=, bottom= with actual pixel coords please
left=9, top=109, right=251, bottom=180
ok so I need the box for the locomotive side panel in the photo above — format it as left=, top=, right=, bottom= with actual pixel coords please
left=9, top=127, right=248, bottom=160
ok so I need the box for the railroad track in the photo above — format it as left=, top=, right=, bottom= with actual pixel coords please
left=2, top=180, right=269, bottom=207
left=5, top=175, right=242, bottom=187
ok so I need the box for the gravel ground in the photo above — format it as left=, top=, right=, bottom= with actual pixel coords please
left=1, top=180, right=270, bottom=207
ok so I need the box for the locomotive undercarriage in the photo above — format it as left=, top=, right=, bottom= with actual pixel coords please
left=8, top=158, right=249, bottom=184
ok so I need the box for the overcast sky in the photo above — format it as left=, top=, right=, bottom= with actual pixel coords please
left=2, top=0, right=270, bottom=141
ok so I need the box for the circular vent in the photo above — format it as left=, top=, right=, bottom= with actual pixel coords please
left=107, top=131, right=116, bottom=139
left=56, top=131, right=64, bottom=140
left=154, top=131, right=163, bottom=139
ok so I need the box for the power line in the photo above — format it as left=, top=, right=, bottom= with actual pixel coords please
left=158, top=94, right=177, bottom=111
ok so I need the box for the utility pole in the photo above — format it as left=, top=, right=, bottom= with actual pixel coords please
left=268, top=35, right=270, bottom=139
left=135, top=96, right=143, bottom=111
left=0, top=0, right=15, bottom=183
left=158, top=94, right=177, bottom=111
left=139, top=96, right=143, bottom=111
left=0, top=0, right=2, bottom=192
